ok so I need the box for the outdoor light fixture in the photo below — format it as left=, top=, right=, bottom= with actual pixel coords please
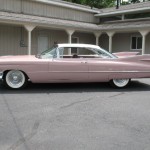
left=20, top=27, right=27, bottom=47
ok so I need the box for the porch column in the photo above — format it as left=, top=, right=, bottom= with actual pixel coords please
left=24, top=25, right=36, bottom=55
left=139, top=30, right=149, bottom=55
left=107, top=31, right=115, bottom=53
left=66, top=29, right=75, bottom=43
left=94, top=32, right=101, bottom=46
left=122, top=14, right=125, bottom=20
left=66, top=29, right=75, bottom=55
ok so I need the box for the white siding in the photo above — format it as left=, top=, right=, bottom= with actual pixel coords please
left=0, top=0, right=21, bottom=12
left=1, top=25, right=149, bottom=56
left=0, top=25, right=27, bottom=56
left=99, top=32, right=150, bottom=54
left=23, top=1, right=98, bottom=23
left=31, top=28, right=68, bottom=54
left=73, top=32, right=95, bottom=45
left=99, top=34, right=109, bottom=50
left=145, top=33, right=150, bottom=54
left=0, top=25, right=96, bottom=55
left=112, top=33, right=142, bottom=53
left=0, top=0, right=98, bottom=23
left=30, top=29, right=96, bottom=54
left=113, top=33, right=131, bottom=52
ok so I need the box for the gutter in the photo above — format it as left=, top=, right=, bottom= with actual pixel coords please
left=33, top=0, right=100, bottom=13
left=95, top=7, right=150, bottom=17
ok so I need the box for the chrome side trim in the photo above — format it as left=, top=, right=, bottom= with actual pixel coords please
left=50, top=71, right=150, bottom=73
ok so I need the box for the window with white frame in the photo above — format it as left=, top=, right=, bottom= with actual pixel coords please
left=131, top=36, right=142, bottom=50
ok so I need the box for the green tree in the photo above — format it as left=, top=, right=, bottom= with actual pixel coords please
left=64, top=0, right=150, bottom=8
left=63, top=0, right=116, bottom=8
left=85, top=0, right=116, bottom=8
left=64, top=0, right=85, bottom=4
left=130, top=0, right=140, bottom=3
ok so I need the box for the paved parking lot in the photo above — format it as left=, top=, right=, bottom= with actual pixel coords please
left=1, top=79, right=150, bottom=150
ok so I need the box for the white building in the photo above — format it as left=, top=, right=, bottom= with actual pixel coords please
left=0, top=0, right=150, bottom=55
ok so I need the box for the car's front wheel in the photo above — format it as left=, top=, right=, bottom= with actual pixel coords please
left=110, top=79, right=131, bottom=88
left=4, top=70, right=27, bottom=89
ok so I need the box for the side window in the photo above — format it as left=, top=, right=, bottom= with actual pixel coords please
left=63, top=48, right=70, bottom=55
left=131, top=36, right=142, bottom=50
left=58, top=47, right=72, bottom=58
left=78, top=48, right=96, bottom=55
left=57, top=47, right=112, bottom=58
left=77, top=48, right=100, bottom=58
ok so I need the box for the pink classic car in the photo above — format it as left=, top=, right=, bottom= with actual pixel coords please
left=0, top=43, right=150, bottom=89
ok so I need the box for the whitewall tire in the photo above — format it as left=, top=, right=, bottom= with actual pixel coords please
left=4, top=70, right=27, bottom=89
left=110, top=79, right=130, bottom=88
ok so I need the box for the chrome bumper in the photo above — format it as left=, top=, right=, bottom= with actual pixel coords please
left=0, top=72, right=3, bottom=80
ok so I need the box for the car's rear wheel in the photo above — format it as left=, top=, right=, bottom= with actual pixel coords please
left=110, top=79, right=130, bottom=88
left=4, top=70, right=27, bottom=89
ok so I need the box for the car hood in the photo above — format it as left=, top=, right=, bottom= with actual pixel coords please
left=0, top=55, right=38, bottom=61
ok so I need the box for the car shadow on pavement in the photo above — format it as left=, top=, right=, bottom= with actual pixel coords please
left=0, top=80, right=150, bottom=94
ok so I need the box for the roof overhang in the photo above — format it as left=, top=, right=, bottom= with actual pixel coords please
left=95, top=7, right=150, bottom=17
left=0, top=11, right=150, bottom=33
left=98, top=19, right=150, bottom=31
left=0, top=11, right=99, bottom=32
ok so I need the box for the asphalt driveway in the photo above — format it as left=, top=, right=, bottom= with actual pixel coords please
left=1, top=79, right=150, bottom=150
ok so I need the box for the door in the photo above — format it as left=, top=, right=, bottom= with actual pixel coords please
left=38, top=36, right=49, bottom=54
left=48, top=47, right=88, bottom=82
left=49, top=58, right=88, bottom=82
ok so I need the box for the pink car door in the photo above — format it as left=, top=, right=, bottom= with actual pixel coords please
left=49, top=58, right=88, bottom=82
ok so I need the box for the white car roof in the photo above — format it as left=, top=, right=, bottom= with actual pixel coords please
left=57, top=44, right=100, bottom=49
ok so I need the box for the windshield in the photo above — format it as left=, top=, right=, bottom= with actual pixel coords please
left=39, top=46, right=57, bottom=59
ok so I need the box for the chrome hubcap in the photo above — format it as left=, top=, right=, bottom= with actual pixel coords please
left=113, top=79, right=129, bottom=88
left=6, top=71, right=25, bottom=88
left=9, top=72, right=23, bottom=84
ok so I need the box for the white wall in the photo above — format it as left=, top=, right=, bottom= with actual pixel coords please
left=99, top=34, right=109, bottom=51
left=145, top=33, right=150, bottom=54
left=0, top=25, right=96, bottom=55
left=113, top=33, right=131, bottom=52
left=32, top=28, right=68, bottom=54
left=0, top=25, right=28, bottom=55
left=99, top=32, right=148, bottom=54
left=0, top=24, right=149, bottom=56
left=73, top=32, right=95, bottom=45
